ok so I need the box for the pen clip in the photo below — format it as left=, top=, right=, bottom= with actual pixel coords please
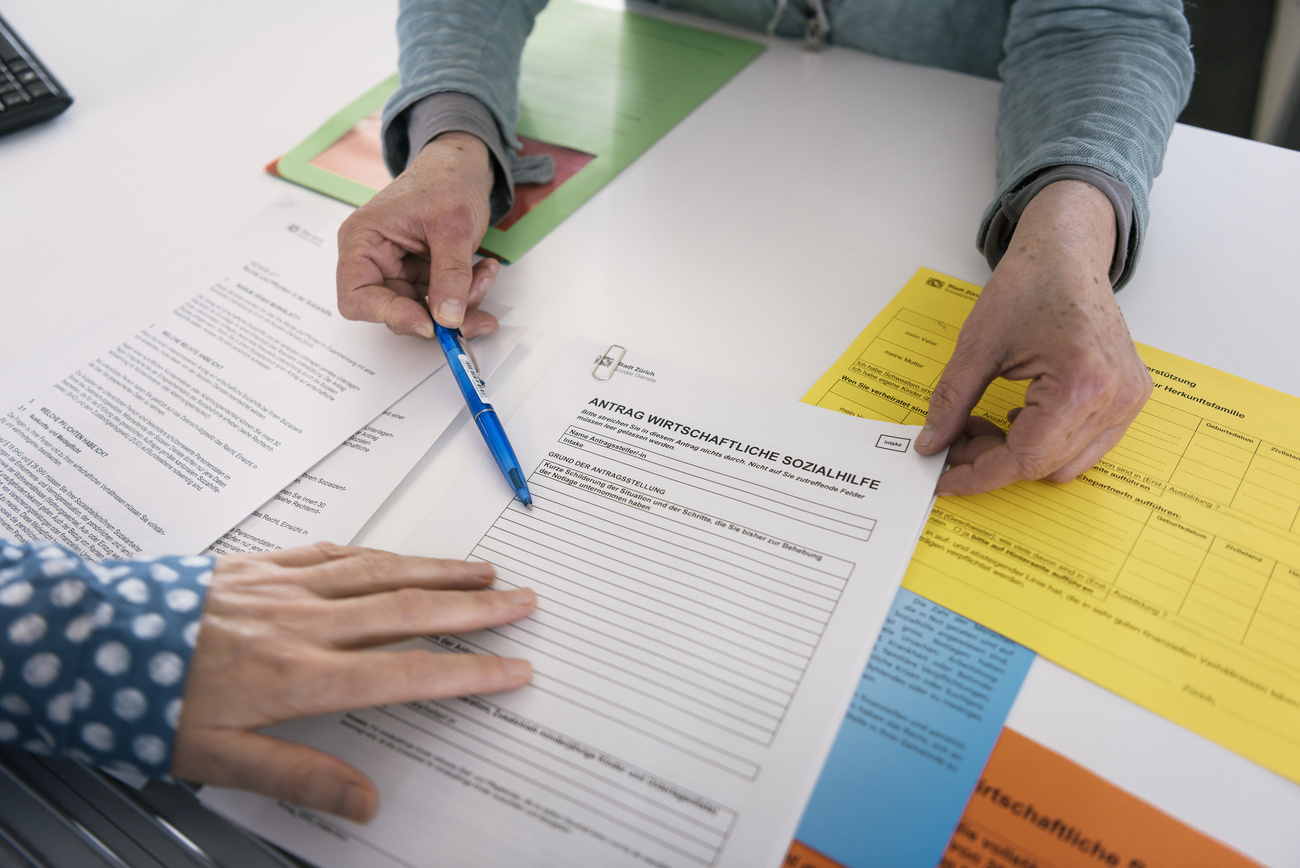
left=593, top=344, right=626, bottom=381
left=454, top=330, right=481, bottom=379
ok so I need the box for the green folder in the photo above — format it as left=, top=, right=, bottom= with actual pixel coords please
left=273, top=0, right=764, bottom=262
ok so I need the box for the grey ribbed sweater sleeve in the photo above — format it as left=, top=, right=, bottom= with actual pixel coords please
left=381, top=0, right=1191, bottom=286
left=381, top=0, right=550, bottom=179
left=982, top=164, right=1135, bottom=286
left=983, top=0, right=1194, bottom=287
left=403, top=92, right=516, bottom=225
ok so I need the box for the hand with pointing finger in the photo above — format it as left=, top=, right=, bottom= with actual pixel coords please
left=914, top=180, right=1152, bottom=495
left=171, top=542, right=534, bottom=823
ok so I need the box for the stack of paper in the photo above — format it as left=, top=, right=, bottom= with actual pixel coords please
left=0, top=198, right=521, bottom=560
left=200, top=338, right=946, bottom=868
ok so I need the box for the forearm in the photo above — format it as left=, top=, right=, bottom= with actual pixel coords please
left=986, top=0, right=1193, bottom=286
left=999, top=179, right=1117, bottom=289
left=381, top=0, right=550, bottom=176
left=0, top=540, right=211, bottom=775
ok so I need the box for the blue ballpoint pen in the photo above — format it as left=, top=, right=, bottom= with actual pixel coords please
left=432, top=319, right=534, bottom=508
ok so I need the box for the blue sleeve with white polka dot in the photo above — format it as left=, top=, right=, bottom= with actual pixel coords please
left=0, top=538, right=212, bottom=778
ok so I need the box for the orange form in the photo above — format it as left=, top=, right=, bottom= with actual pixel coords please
left=784, top=840, right=848, bottom=868
left=939, top=728, right=1260, bottom=868
left=784, top=727, right=1262, bottom=868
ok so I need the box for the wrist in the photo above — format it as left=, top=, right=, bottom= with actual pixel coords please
left=1009, top=179, right=1117, bottom=280
left=413, top=131, right=495, bottom=198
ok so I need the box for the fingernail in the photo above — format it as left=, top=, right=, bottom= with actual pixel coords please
left=467, top=561, right=495, bottom=579
left=504, top=658, right=533, bottom=680
left=338, top=783, right=377, bottom=823
left=412, top=320, right=433, bottom=339
left=935, top=490, right=955, bottom=498
left=436, top=298, right=464, bottom=327
left=507, top=587, right=536, bottom=608
left=916, top=423, right=935, bottom=450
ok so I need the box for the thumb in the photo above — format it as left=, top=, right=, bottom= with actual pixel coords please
left=174, top=729, right=379, bottom=822
left=425, top=230, right=478, bottom=329
left=917, top=344, right=1002, bottom=455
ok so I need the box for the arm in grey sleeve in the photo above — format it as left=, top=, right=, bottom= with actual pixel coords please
left=381, top=0, right=554, bottom=223
left=980, top=0, right=1193, bottom=288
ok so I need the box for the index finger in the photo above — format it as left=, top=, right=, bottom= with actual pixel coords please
left=215, top=544, right=498, bottom=595
left=337, top=230, right=434, bottom=338
left=935, top=399, right=1092, bottom=495
left=917, top=341, right=1002, bottom=456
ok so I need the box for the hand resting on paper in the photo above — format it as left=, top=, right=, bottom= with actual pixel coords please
left=170, top=542, right=535, bottom=823
left=914, top=180, right=1153, bottom=495
left=336, top=131, right=501, bottom=339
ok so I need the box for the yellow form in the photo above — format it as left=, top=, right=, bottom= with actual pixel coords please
left=805, top=267, right=1300, bottom=783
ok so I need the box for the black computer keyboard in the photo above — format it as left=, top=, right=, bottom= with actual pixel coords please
left=0, top=13, right=72, bottom=136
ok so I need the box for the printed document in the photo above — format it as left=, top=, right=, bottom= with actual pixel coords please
left=202, top=337, right=945, bottom=868
left=205, top=324, right=524, bottom=554
left=804, top=267, right=1300, bottom=785
left=789, top=589, right=1034, bottom=868
left=0, top=199, right=452, bottom=558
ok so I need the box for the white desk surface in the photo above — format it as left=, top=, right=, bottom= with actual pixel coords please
left=3, top=1, right=1300, bottom=864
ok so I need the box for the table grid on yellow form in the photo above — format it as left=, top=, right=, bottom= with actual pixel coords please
left=803, top=267, right=1300, bottom=785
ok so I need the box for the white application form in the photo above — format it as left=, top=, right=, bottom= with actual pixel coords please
left=203, top=338, right=945, bottom=868
left=0, top=199, right=452, bottom=558
left=204, top=324, right=525, bottom=554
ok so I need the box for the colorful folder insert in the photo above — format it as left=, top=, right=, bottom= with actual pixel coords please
left=271, top=0, right=764, bottom=262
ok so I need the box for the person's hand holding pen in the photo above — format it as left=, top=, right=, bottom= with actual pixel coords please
left=337, top=131, right=500, bottom=338
left=914, top=180, right=1153, bottom=494
left=171, top=543, right=535, bottom=823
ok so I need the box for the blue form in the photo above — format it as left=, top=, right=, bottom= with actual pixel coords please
left=794, top=589, right=1035, bottom=868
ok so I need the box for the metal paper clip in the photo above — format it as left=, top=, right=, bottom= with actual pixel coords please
left=592, top=344, right=626, bottom=381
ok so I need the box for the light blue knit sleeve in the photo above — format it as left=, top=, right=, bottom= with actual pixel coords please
left=0, top=539, right=211, bottom=778
left=984, top=0, right=1194, bottom=286
left=382, top=0, right=551, bottom=178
